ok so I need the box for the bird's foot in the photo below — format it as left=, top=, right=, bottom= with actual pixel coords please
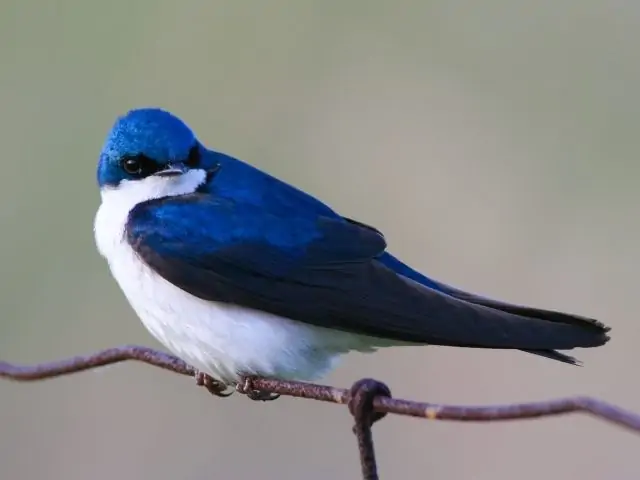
left=236, top=376, right=280, bottom=402
left=194, top=371, right=233, bottom=398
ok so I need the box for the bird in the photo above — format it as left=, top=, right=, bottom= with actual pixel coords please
left=94, top=107, right=610, bottom=400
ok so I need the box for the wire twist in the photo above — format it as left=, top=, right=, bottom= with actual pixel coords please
left=348, top=379, right=392, bottom=480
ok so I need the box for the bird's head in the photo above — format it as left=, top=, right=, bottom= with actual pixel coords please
left=97, top=108, right=220, bottom=202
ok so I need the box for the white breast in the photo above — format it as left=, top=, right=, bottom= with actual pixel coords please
left=93, top=171, right=376, bottom=384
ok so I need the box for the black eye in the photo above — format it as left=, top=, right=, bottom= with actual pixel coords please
left=185, top=145, right=200, bottom=168
left=122, top=157, right=142, bottom=174
left=120, top=154, right=157, bottom=177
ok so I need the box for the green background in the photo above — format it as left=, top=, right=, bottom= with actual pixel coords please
left=1, top=1, right=638, bottom=479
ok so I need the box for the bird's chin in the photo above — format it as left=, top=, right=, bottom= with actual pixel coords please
left=166, top=169, right=208, bottom=194
left=105, top=169, right=207, bottom=205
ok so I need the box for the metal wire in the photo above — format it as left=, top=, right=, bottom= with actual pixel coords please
left=348, top=378, right=392, bottom=479
left=3, top=345, right=640, bottom=479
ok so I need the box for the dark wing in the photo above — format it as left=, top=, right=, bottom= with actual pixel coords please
left=375, top=250, right=611, bottom=363
left=126, top=194, right=609, bottom=351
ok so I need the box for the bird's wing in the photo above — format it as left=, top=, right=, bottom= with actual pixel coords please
left=126, top=194, right=608, bottom=350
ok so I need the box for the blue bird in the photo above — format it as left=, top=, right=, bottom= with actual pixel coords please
left=94, top=108, right=610, bottom=399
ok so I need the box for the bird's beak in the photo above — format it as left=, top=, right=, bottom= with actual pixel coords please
left=155, top=163, right=188, bottom=177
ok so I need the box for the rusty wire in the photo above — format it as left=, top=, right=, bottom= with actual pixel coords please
left=348, top=378, right=392, bottom=480
left=2, top=345, right=640, bottom=479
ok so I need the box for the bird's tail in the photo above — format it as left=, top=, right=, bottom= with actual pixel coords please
left=379, top=253, right=610, bottom=365
left=430, top=280, right=610, bottom=365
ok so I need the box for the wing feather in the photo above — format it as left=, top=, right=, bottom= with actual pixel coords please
left=126, top=194, right=609, bottom=351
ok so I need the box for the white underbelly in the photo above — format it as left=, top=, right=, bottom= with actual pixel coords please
left=108, top=239, right=381, bottom=382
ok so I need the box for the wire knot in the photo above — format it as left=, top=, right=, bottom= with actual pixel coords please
left=348, top=378, right=392, bottom=428
left=348, top=378, right=392, bottom=480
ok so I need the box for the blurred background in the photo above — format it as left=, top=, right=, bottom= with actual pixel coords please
left=1, top=1, right=638, bottom=479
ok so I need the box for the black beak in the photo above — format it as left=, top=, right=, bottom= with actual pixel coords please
left=155, top=163, right=188, bottom=177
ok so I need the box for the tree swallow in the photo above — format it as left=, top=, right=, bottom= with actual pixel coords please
left=94, top=108, right=610, bottom=398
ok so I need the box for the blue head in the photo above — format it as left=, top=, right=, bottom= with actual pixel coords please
left=97, top=108, right=211, bottom=188
left=96, top=108, right=335, bottom=216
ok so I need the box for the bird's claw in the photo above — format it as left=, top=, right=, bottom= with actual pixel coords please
left=194, top=371, right=233, bottom=398
left=236, top=376, right=280, bottom=401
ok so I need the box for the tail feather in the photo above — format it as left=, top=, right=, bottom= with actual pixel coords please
left=522, top=349, right=582, bottom=366
left=432, top=281, right=610, bottom=365
left=380, top=253, right=610, bottom=364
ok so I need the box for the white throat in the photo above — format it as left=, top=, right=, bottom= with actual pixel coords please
left=94, top=169, right=206, bottom=259
left=100, top=169, right=206, bottom=210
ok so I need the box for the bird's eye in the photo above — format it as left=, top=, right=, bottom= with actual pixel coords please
left=122, top=158, right=142, bottom=174
left=120, top=155, right=156, bottom=177
left=185, top=145, right=200, bottom=168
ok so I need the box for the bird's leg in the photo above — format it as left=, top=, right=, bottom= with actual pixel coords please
left=236, top=375, right=280, bottom=401
left=194, top=370, right=233, bottom=398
